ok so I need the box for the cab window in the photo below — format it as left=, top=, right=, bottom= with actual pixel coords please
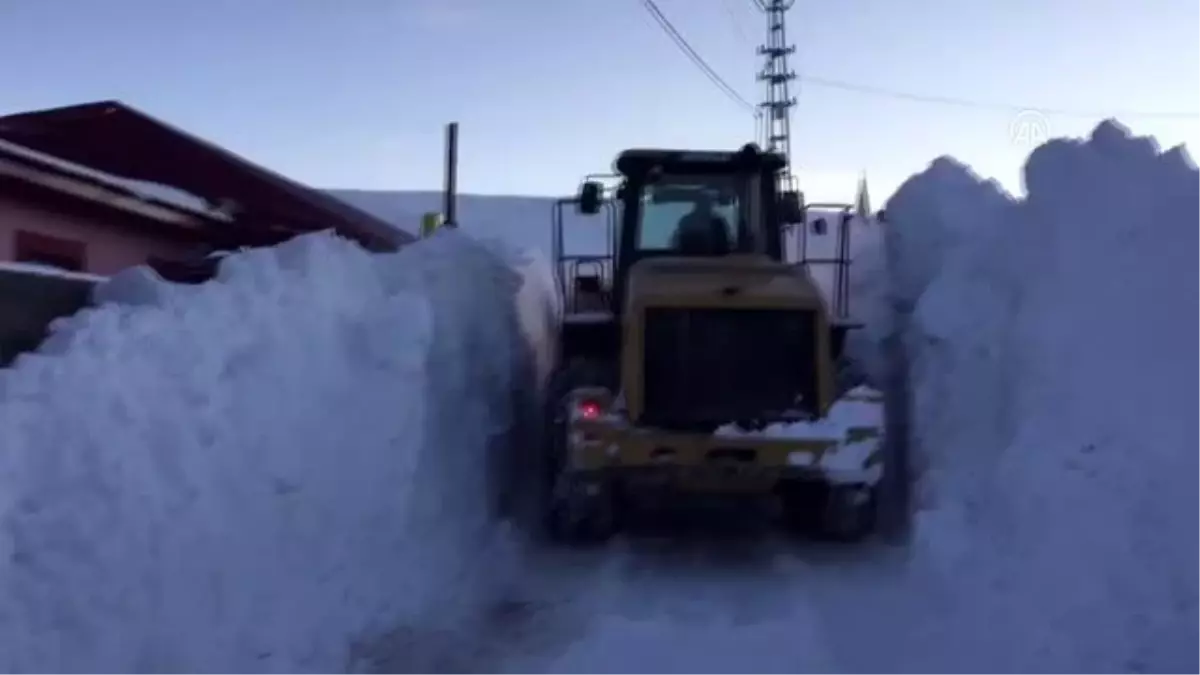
left=635, top=177, right=742, bottom=254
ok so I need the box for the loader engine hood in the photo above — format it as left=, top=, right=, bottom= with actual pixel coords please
left=621, top=255, right=835, bottom=431
left=624, top=254, right=827, bottom=310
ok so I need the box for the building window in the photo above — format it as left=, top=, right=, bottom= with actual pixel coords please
left=13, top=230, right=87, bottom=272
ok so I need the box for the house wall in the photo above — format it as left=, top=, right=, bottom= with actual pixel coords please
left=0, top=192, right=192, bottom=275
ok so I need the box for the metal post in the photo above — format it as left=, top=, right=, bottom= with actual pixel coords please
left=443, top=122, right=459, bottom=227
left=877, top=212, right=913, bottom=544
left=837, top=213, right=851, bottom=318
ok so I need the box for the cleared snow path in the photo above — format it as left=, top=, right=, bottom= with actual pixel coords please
left=496, top=121, right=1198, bottom=674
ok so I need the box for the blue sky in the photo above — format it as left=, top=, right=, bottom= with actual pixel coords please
left=1, top=0, right=1196, bottom=202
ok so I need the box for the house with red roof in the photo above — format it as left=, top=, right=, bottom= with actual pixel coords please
left=0, top=100, right=414, bottom=363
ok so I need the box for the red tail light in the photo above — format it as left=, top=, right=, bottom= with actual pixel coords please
left=577, top=399, right=602, bottom=420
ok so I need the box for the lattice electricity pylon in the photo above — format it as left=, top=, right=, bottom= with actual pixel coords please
left=757, top=0, right=797, bottom=182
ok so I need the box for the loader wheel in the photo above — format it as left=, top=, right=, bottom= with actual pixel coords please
left=778, top=480, right=825, bottom=535
left=779, top=481, right=875, bottom=542
left=819, top=484, right=876, bottom=542
left=547, top=474, right=616, bottom=544
left=539, top=359, right=618, bottom=545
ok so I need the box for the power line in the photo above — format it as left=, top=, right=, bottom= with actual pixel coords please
left=722, top=0, right=753, bottom=45
left=645, top=0, right=1194, bottom=136
left=742, top=1, right=1192, bottom=120
left=718, top=0, right=777, bottom=146
left=798, top=75, right=1200, bottom=120
left=641, top=0, right=758, bottom=114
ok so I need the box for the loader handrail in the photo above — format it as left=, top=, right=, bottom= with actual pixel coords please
left=798, top=202, right=856, bottom=321
left=550, top=192, right=618, bottom=315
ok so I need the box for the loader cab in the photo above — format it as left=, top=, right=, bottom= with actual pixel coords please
left=577, top=144, right=803, bottom=317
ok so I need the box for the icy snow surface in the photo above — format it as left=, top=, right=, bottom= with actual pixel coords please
left=0, top=120, right=1194, bottom=673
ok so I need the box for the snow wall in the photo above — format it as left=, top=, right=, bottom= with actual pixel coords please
left=849, top=120, right=1198, bottom=671
left=0, top=229, right=559, bottom=672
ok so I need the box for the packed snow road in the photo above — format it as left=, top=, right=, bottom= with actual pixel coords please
left=0, top=121, right=1193, bottom=673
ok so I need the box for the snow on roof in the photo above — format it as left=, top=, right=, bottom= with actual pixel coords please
left=0, top=102, right=409, bottom=249
left=0, top=260, right=107, bottom=284
left=0, top=137, right=225, bottom=220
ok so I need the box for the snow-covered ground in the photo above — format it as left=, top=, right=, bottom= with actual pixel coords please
left=0, top=120, right=1193, bottom=673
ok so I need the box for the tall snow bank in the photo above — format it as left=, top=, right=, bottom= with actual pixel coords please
left=0, top=229, right=558, bottom=672
left=858, top=121, right=1199, bottom=671
left=844, top=159, right=1012, bottom=384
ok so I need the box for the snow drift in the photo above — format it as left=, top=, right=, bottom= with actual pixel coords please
left=852, top=120, right=1198, bottom=671
left=0, top=229, right=558, bottom=672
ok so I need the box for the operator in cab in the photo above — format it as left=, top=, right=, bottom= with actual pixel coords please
left=671, top=192, right=733, bottom=256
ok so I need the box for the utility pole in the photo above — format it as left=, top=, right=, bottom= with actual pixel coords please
left=756, top=0, right=797, bottom=183
left=443, top=122, right=459, bottom=228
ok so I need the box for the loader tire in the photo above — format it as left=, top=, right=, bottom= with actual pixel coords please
left=546, top=475, right=616, bottom=544
left=779, top=481, right=875, bottom=542
left=819, top=484, right=876, bottom=542
left=539, top=359, right=618, bottom=545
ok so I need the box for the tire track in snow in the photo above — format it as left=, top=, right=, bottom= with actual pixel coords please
left=483, top=533, right=876, bottom=674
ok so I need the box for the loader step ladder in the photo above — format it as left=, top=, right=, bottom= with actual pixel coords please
left=551, top=177, right=620, bottom=315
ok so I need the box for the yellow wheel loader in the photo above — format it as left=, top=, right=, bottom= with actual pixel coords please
left=541, top=143, right=887, bottom=543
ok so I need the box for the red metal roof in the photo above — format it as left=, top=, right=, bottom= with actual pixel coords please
left=0, top=138, right=224, bottom=236
left=0, top=101, right=413, bottom=251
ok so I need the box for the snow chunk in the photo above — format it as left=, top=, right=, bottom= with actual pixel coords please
left=714, top=390, right=882, bottom=442
left=714, top=389, right=884, bottom=484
